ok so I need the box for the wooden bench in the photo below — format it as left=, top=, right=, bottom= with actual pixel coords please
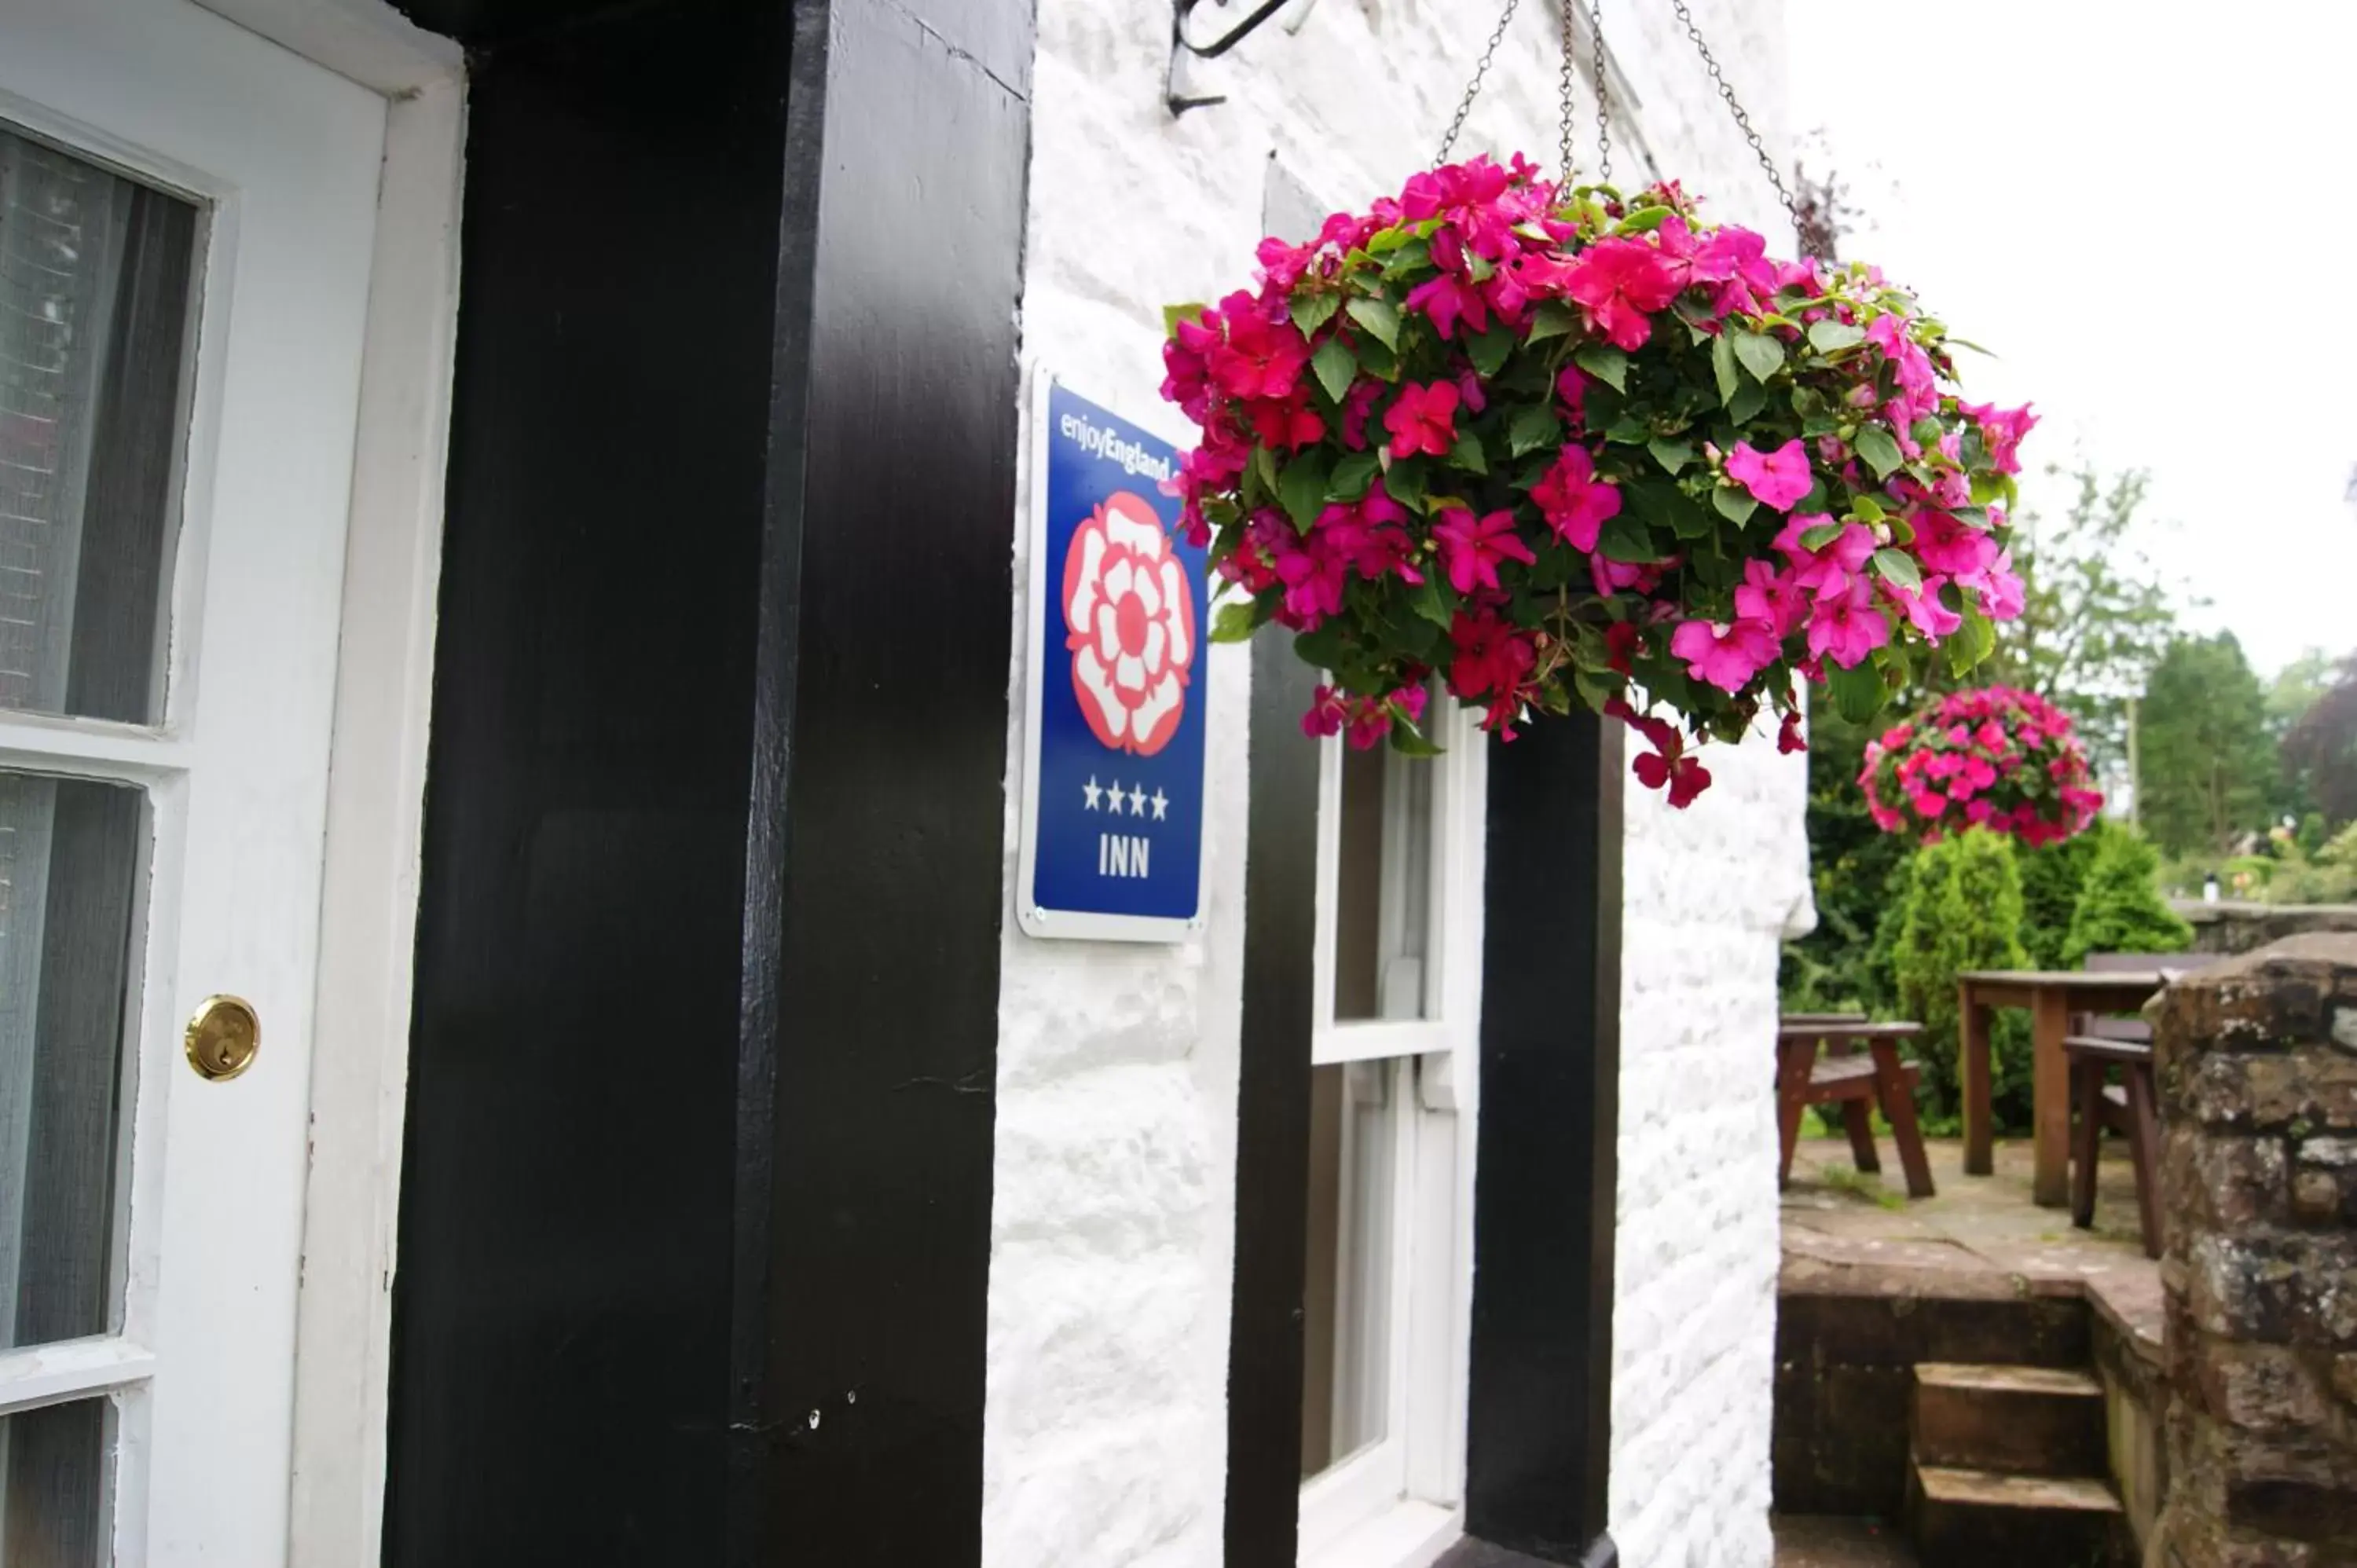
left=1777, top=1018, right=1936, bottom=1199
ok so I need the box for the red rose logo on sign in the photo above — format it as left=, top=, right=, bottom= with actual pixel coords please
left=1062, top=491, right=1196, bottom=757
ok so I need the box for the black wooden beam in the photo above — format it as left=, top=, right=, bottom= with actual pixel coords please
left=1461, top=713, right=1625, bottom=1563
left=1222, top=629, right=1324, bottom=1567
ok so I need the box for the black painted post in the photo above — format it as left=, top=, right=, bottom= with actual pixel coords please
left=1222, top=630, right=1325, bottom=1567
left=1457, top=713, right=1625, bottom=1567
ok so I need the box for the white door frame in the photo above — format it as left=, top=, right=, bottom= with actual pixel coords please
left=189, top=4, right=465, bottom=1563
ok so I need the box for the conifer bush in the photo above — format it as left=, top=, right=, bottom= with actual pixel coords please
left=2061, top=826, right=2193, bottom=967
left=1890, top=828, right=2032, bottom=1130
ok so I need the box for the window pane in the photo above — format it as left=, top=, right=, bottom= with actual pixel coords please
left=1300, top=1060, right=1395, bottom=1477
left=0, top=772, right=144, bottom=1350
left=0, top=126, right=200, bottom=724
left=0, top=1397, right=109, bottom=1566
left=1332, top=744, right=1435, bottom=1022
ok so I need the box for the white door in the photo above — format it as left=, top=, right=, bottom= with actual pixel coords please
left=0, top=1, right=384, bottom=1562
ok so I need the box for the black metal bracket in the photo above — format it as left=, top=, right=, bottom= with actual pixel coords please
left=1168, top=0, right=1296, bottom=115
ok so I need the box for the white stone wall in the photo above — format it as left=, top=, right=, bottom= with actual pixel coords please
left=986, top=3, right=1804, bottom=1565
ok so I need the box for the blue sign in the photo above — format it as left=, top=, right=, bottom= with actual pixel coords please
left=1018, top=378, right=1210, bottom=942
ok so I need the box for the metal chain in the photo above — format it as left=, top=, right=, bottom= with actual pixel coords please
left=1556, top=0, right=1579, bottom=180
left=1590, top=0, right=1611, bottom=182
left=1666, top=0, right=1799, bottom=220
left=1435, top=0, right=1522, bottom=166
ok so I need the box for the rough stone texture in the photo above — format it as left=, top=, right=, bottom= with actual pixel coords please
left=2176, top=902, right=2357, bottom=958
left=985, top=4, right=1802, bottom=1566
left=2150, top=937, right=2357, bottom=1568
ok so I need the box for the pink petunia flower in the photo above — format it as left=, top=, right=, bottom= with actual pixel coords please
left=1564, top=237, right=1680, bottom=350
left=1805, top=577, right=1892, bottom=669
left=1530, top=445, right=1622, bottom=551
left=1432, top=507, right=1537, bottom=595
left=1725, top=438, right=1815, bottom=511
left=1383, top=380, right=1460, bottom=460
left=1670, top=617, right=1780, bottom=694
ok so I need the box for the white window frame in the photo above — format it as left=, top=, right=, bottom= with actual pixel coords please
left=1298, top=703, right=1486, bottom=1568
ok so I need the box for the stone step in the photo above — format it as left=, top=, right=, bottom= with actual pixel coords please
left=1907, top=1462, right=2124, bottom=1568
left=1911, top=1361, right=2106, bottom=1477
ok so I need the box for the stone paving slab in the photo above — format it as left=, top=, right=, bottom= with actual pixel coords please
left=1782, top=1135, right=2163, bottom=1361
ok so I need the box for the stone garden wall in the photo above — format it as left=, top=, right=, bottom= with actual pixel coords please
left=2150, top=934, right=2357, bottom=1567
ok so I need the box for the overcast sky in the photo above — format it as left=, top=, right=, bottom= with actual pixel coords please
left=1785, top=0, right=2357, bottom=679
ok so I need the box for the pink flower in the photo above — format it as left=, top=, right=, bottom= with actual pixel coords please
left=1406, top=273, right=1490, bottom=339
left=1432, top=507, right=1536, bottom=595
left=1725, top=438, right=1815, bottom=511
left=1772, top=515, right=1874, bottom=595
left=1565, top=237, right=1680, bottom=350
left=1670, top=617, right=1780, bottom=694
left=1805, top=577, right=1891, bottom=669
left=1244, top=390, right=1325, bottom=452
left=1449, top=607, right=1534, bottom=700
left=1734, top=557, right=1803, bottom=636
left=1530, top=445, right=1622, bottom=551
left=1383, top=380, right=1460, bottom=460
left=1778, top=709, right=1808, bottom=754
left=1635, top=746, right=1712, bottom=808
left=1208, top=307, right=1309, bottom=401
left=1886, top=576, right=1963, bottom=639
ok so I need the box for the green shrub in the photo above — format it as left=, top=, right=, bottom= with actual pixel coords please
left=1891, top=829, right=2033, bottom=1133
left=2061, top=827, right=2194, bottom=965
left=2017, top=826, right=2106, bottom=970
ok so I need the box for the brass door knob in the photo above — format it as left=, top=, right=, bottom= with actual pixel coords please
left=185, top=995, right=260, bottom=1081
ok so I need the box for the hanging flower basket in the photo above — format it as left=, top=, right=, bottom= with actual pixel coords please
left=1860, top=686, right=2102, bottom=847
left=1159, top=155, right=2036, bottom=805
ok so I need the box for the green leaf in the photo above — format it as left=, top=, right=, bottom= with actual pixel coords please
left=1598, top=513, right=1655, bottom=563
left=1853, top=425, right=1904, bottom=481
left=1647, top=437, right=1695, bottom=475
left=1508, top=404, right=1561, bottom=459
left=1711, top=332, right=1739, bottom=403
left=1871, top=548, right=1922, bottom=592
left=1726, top=382, right=1767, bottom=424
left=1446, top=433, right=1488, bottom=474
left=1847, top=493, right=1886, bottom=523
left=1384, top=455, right=1429, bottom=512
left=1387, top=720, right=1445, bottom=757
left=1826, top=658, right=1886, bottom=724
left=1574, top=343, right=1629, bottom=393
left=1380, top=240, right=1432, bottom=277
left=1355, top=336, right=1399, bottom=381
left=1407, top=574, right=1453, bottom=628
left=1345, top=295, right=1401, bottom=351
left=1615, top=205, right=1673, bottom=234
left=1310, top=338, right=1358, bottom=403
left=1211, top=596, right=1269, bottom=644
left=1291, top=291, right=1342, bottom=339
left=1969, top=471, right=2010, bottom=507
left=1246, top=443, right=1280, bottom=507
left=1163, top=302, right=1208, bottom=339
left=1731, top=328, right=1785, bottom=383
left=1806, top=319, right=1865, bottom=354
left=1525, top=300, right=1578, bottom=346
left=1277, top=450, right=1332, bottom=533
left=1327, top=450, right=1381, bottom=502
left=1467, top=324, right=1515, bottom=378
left=1798, top=520, right=1845, bottom=551
left=1712, top=485, right=1760, bottom=526
left=1365, top=225, right=1412, bottom=255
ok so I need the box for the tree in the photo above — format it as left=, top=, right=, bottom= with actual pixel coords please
left=2135, top=632, right=2277, bottom=856
left=2060, top=826, right=2193, bottom=965
left=1890, top=830, right=2033, bottom=1131
left=2283, top=654, right=2357, bottom=829
left=1981, top=466, right=2184, bottom=768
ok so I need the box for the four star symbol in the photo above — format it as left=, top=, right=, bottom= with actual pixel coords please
left=1080, top=776, right=1170, bottom=821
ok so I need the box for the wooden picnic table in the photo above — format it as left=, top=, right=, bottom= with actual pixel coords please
left=1956, top=969, right=2171, bottom=1207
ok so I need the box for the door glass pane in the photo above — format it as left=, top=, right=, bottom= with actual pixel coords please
left=1332, top=743, right=1435, bottom=1022
left=0, top=125, right=200, bottom=725
left=0, top=1396, right=109, bottom=1567
left=0, top=772, right=143, bottom=1350
left=1300, top=1060, right=1395, bottom=1477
